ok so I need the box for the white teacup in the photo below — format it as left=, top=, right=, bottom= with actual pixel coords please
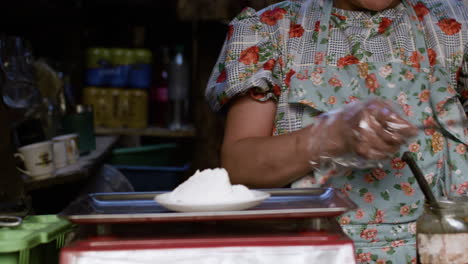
left=53, top=134, right=80, bottom=164
left=52, top=140, right=68, bottom=168
left=15, top=141, right=55, bottom=177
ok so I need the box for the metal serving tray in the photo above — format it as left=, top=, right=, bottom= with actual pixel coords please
left=60, top=188, right=357, bottom=224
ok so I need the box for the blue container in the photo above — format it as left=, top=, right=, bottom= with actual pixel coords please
left=129, top=63, right=151, bottom=88
left=109, top=65, right=131, bottom=87
left=113, top=163, right=190, bottom=192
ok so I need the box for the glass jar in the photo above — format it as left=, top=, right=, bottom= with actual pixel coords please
left=417, top=198, right=468, bottom=264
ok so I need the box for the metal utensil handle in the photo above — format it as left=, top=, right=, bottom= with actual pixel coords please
left=402, top=152, right=439, bottom=210
left=0, top=215, right=22, bottom=227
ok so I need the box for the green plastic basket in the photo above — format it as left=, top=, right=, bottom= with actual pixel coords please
left=0, top=215, right=73, bottom=264
left=109, top=143, right=188, bottom=167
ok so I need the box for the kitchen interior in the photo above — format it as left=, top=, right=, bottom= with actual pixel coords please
left=0, top=0, right=467, bottom=264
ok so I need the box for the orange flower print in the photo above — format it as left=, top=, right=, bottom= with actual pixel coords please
left=216, top=69, right=226, bottom=83
left=378, top=17, right=392, bottom=34
left=272, top=84, right=281, bottom=97
left=423, top=116, right=436, bottom=135
left=409, top=51, right=424, bottom=70
left=372, top=209, right=385, bottom=224
left=365, top=73, right=379, bottom=93
left=437, top=18, right=462, bottom=35
left=340, top=216, right=350, bottom=225
left=314, top=21, right=320, bottom=32
left=400, top=205, right=410, bottom=215
left=403, top=104, right=414, bottom=117
left=364, top=174, right=374, bottom=183
left=360, top=228, right=378, bottom=240
left=328, top=96, right=337, bottom=105
left=278, top=56, right=285, bottom=68
left=436, top=99, right=447, bottom=114
left=260, top=7, right=287, bottom=26
left=378, top=65, right=392, bottom=78
left=428, top=48, right=437, bottom=66
left=311, top=72, right=323, bottom=85
left=285, top=69, right=296, bottom=88
left=456, top=182, right=467, bottom=195
left=404, top=70, right=415, bottom=80
left=328, top=77, right=343, bottom=87
left=409, top=142, right=420, bottom=152
left=431, top=132, right=444, bottom=153
left=376, top=259, right=387, bottom=264
left=263, top=58, right=276, bottom=71
left=337, top=55, right=360, bottom=68
left=239, top=46, right=259, bottom=65
left=345, top=96, right=359, bottom=104
left=331, top=13, right=347, bottom=20
left=400, top=182, right=415, bottom=196
left=456, top=144, right=466, bottom=155
left=227, top=25, right=234, bottom=40
left=363, top=192, right=375, bottom=203
left=355, top=209, right=365, bottom=219
left=314, top=52, right=324, bottom=65
left=358, top=63, right=369, bottom=78
left=413, top=2, right=429, bottom=21
left=372, top=168, right=387, bottom=180
left=391, top=240, right=405, bottom=247
left=392, top=157, right=406, bottom=170
left=289, top=23, right=305, bottom=38
left=447, top=85, right=456, bottom=95
left=356, top=253, right=372, bottom=263
left=418, top=90, right=430, bottom=102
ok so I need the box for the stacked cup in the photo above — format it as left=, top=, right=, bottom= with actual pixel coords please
left=15, top=134, right=80, bottom=179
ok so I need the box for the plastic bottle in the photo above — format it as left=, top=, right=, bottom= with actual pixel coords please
left=168, top=45, right=190, bottom=130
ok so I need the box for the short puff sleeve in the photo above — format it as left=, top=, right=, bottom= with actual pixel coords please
left=205, top=7, right=285, bottom=112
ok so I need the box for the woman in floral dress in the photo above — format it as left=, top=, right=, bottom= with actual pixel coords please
left=205, top=0, right=468, bottom=263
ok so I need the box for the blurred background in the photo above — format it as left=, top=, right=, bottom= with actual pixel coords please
left=0, top=0, right=282, bottom=214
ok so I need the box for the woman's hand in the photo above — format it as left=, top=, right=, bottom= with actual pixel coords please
left=298, top=98, right=419, bottom=168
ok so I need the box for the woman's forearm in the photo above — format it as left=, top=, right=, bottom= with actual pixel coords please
left=221, top=128, right=314, bottom=188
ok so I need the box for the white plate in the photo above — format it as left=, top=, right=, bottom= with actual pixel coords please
left=154, top=190, right=271, bottom=212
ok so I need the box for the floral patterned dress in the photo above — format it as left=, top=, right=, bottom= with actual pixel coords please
left=205, top=0, right=468, bottom=263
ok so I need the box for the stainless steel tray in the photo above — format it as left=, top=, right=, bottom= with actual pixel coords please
left=60, top=188, right=357, bottom=224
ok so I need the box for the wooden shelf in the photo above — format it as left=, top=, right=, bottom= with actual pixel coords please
left=95, top=126, right=196, bottom=138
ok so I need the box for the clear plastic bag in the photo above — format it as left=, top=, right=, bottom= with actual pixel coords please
left=304, top=98, right=418, bottom=179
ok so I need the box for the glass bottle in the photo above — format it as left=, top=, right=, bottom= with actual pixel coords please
left=168, top=45, right=190, bottom=130
left=416, top=198, right=468, bottom=264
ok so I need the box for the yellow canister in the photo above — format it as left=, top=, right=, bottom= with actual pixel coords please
left=106, top=88, right=124, bottom=128
left=128, top=89, right=148, bottom=128
left=119, top=89, right=131, bottom=127
left=94, top=88, right=111, bottom=128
